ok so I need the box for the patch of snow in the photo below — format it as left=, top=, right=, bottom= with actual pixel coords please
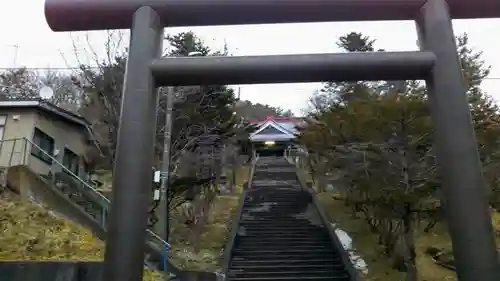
left=331, top=223, right=369, bottom=275
left=325, top=183, right=337, bottom=192
left=219, top=184, right=230, bottom=194
left=237, top=226, right=247, bottom=236
left=241, top=213, right=255, bottom=221
left=214, top=271, right=226, bottom=281
left=246, top=202, right=273, bottom=213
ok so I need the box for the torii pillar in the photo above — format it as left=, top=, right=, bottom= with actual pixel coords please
left=45, top=1, right=500, bottom=281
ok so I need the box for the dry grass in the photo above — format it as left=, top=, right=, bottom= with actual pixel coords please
left=168, top=166, right=249, bottom=272
left=92, top=169, right=113, bottom=192
left=317, top=192, right=500, bottom=281
left=0, top=193, right=103, bottom=261
left=0, top=191, right=163, bottom=281
left=0, top=164, right=249, bottom=278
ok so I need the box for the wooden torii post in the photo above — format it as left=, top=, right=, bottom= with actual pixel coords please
left=44, top=1, right=500, bottom=281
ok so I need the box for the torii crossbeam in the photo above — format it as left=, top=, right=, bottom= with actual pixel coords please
left=44, top=1, right=500, bottom=281
left=46, top=0, right=500, bottom=31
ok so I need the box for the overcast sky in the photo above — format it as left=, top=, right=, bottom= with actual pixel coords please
left=1, top=0, right=500, bottom=116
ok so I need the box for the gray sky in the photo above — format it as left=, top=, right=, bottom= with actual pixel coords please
left=1, top=0, right=500, bottom=116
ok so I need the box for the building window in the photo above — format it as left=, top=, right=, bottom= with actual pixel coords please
left=31, top=128, right=55, bottom=164
left=63, top=148, right=79, bottom=175
left=0, top=115, right=6, bottom=140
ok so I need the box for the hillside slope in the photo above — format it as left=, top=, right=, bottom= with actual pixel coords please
left=0, top=190, right=162, bottom=281
left=317, top=192, right=500, bottom=281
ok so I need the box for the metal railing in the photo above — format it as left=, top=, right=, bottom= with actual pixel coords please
left=286, top=148, right=308, bottom=167
left=0, top=137, right=172, bottom=265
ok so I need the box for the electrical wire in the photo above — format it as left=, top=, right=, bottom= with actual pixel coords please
left=0, top=66, right=500, bottom=80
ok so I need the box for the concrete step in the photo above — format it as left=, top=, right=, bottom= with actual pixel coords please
left=228, top=270, right=343, bottom=278
left=241, top=211, right=310, bottom=216
left=230, top=258, right=341, bottom=267
left=237, top=236, right=331, bottom=243
left=226, top=157, right=351, bottom=281
left=237, top=239, right=330, bottom=247
left=239, top=217, right=310, bottom=222
left=229, top=263, right=346, bottom=272
left=227, top=275, right=349, bottom=281
left=238, top=231, right=328, bottom=238
left=235, top=244, right=329, bottom=251
left=239, top=225, right=322, bottom=230
left=231, top=250, right=336, bottom=259
left=243, top=201, right=304, bottom=205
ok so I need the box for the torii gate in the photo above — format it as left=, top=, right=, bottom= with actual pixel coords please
left=44, top=1, right=500, bottom=281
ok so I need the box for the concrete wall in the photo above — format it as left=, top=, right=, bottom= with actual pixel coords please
left=5, top=166, right=104, bottom=237
left=0, top=261, right=218, bottom=281
left=0, top=109, right=37, bottom=167
left=0, top=261, right=103, bottom=281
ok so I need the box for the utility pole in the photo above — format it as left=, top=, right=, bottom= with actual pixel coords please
left=156, top=51, right=204, bottom=251
left=156, top=85, right=174, bottom=243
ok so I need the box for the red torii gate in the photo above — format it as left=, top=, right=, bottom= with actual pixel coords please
left=44, top=1, right=500, bottom=281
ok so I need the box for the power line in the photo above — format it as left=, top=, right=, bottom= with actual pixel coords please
left=0, top=67, right=98, bottom=71
left=1, top=67, right=500, bottom=81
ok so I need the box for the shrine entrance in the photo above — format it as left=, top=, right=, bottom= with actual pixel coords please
left=45, top=1, right=500, bottom=281
left=249, top=116, right=300, bottom=157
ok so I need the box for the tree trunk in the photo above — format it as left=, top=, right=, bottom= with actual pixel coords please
left=403, top=205, right=418, bottom=281
left=316, top=155, right=327, bottom=193
left=231, top=168, right=237, bottom=192
left=190, top=189, right=216, bottom=251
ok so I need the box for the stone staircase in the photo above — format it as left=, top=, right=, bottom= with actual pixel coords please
left=225, top=157, right=353, bottom=281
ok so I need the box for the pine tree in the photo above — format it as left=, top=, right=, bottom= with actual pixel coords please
left=307, top=32, right=380, bottom=114
left=300, top=32, right=499, bottom=281
left=457, top=33, right=500, bottom=208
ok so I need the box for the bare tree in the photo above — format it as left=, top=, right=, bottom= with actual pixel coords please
left=0, top=68, right=41, bottom=100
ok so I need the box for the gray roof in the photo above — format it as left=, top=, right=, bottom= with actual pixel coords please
left=250, top=118, right=297, bottom=142
left=0, top=99, right=96, bottom=143
left=0, top=99, right=90, bottom=128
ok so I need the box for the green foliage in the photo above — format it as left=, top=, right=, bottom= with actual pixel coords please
left=456, top=35, right=500, bottom=209
left=307, top=32, right=381, bottom=114
left=166, top=32, right=211, bottom=56
left=234, top=100, right=294, bottom=120
left=299, top=31, right=500, bottom=280
left=166, top=175, right=218, bottom=211
left=317, top=193, right=463, bottom=281
left=78, top=56, right=127, bottom=166
left=168, top=188, right=242, bottom=271
left=337, top=32, right=376, bottom=52
left=75, top=31, right=251, bottom=172
left=167, top=166, right=249, bottom=272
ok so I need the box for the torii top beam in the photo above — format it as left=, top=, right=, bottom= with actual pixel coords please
left=45, top=0, right=500, bottom=32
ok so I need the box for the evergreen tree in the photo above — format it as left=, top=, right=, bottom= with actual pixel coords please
left=299, top=32, right=499, bottom=281
left=456, top=34, right=500, bottom=208
left=77, top=31, right=247, bottom=173
left=308, top=32, right=380, bottom=114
